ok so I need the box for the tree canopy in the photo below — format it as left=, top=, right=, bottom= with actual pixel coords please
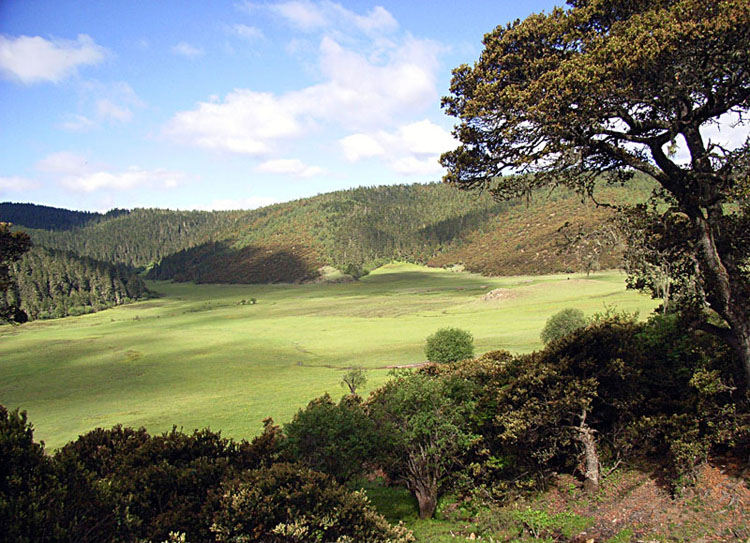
left=0, top=223, right=31, bottom=323
left=441, top=0, right=750, bottom=383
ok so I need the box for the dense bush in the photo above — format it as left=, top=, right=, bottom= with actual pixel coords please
left=52, top=422, right=284, bottom=543
left=211, top=462, right=414, bottom=543
left=367, top=371, right=477, bottom=518
left=424, top=327, right=474, bottom=363
left=540, top=307, right=587, bottom=344
left=282, top=393, right=377, bottom=482
left=0, top=406, right=62, bottom=543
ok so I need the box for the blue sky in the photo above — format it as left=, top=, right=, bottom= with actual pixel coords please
left=0, top=0, right=561, bottom=212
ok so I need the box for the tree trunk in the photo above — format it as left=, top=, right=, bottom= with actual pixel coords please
left=695, top=212, right=750, bottom=385
left=574, top=411, right=600, bottom=493
left=414, top=484, right=438, bottom=519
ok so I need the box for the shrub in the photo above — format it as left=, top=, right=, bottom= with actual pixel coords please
left=211, top=462, right=414, bottom=543
left=0, top=406, right=62, bottom=543
left=540, top=308, right=587, bottom=344
left=424, top=327, right=474, bottom=363
left=55, top=423, right=281, bottom=543
left=367, top=371, right=477, bottom=518
left=282, top=393, right=376, bottom=482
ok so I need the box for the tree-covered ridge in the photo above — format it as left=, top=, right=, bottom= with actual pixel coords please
left=24, top=208, right=243, bottom=269
left=4, top=246, right=149, bottom=320
left=0, top=202, right=128, bottom=231
left=17, top=182, right=653, bottom=283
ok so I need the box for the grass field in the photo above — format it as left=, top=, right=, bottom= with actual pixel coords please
left=0, top=263, right=659, bottom=449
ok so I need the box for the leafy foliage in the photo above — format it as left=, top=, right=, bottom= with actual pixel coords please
left=341, top=367, right=367, bottom=394
left=212, top=462, right=414, bottom=543
left=440, top=0, right=750, bottom=382
left=0, top=406, right=62, bottom=543
left=282, top=393, right=376, bottom=482
left=0, top=202, right=127, bottom=231
left=367, top=371, right=477, bottom=518
left=424, top=327, right=474, bottom=364
left=540, top=308, right=587, bottom=344
left=13, top=183, right=642, bottom=287
left=53, top=423, right=282, bottom=543
left=0, top=222, right=31, bottom=323
left=5, top=246, right=149, bottom=321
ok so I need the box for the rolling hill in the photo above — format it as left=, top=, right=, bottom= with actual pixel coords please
left=2, top=178, right=656, bottom=289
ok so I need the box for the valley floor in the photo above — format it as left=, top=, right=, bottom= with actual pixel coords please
left=0, top=263, right=658, bottom=449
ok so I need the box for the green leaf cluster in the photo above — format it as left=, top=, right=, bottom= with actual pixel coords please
left=424, top=327, right=475, bottom=364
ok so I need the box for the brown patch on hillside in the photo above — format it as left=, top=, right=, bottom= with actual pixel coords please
left=481, top=288, right=519, bottom=302
left=537, top=459, right=750, bottom=542
left=429, top=196, right=622, bottom=276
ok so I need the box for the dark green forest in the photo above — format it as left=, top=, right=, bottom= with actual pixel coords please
left=0, top=203, right=128, bottom=231
left=4, top=247, right=149, bottom=320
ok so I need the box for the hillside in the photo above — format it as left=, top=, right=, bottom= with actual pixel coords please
left=0, top=202, right=128, bottom=230
left=2, top=179, right=656, bottom=284
left=4, top=246, right=149, bottom=320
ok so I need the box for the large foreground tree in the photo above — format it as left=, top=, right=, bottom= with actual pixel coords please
left=441, top=0, right=750, bottom=383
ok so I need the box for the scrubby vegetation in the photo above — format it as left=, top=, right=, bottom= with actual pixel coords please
left=4, top=309, right=748, bottom=542
left=540, top=307, right=587, bottom=344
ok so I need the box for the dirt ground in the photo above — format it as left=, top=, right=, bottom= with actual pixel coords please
left=541, top=458, right=750, bottom=542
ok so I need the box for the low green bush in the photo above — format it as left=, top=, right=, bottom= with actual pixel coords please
left=212, top=462, right=414, bottom=543
left=540, top=307, right=587, bottom=344
left=424, top=327, right=474, bottom=364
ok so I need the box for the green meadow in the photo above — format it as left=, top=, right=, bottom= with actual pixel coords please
left=0, top=263, right=659, bottom=449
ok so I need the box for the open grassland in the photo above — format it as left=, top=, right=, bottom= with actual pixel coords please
left=0, top=263, right=659, bottom=449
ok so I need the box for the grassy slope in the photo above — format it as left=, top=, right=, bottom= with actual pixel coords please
left=16, top=180, right=656, bottom=282
left=0, top=263, right=658, bottom=449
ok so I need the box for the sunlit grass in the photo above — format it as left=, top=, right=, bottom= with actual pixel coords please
left=0, top=262, right=658, bottom=449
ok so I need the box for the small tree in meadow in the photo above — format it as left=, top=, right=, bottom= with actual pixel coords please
left=424, top=327, right=474, bottom=364
left=541, top=308, right=587, bottom=345
left=341, top=367, right=367, bottom=395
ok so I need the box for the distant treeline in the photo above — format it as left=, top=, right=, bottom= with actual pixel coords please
left=0, top=202, right=128, bottom=231
left=4, top=247, right=149, bottom=320
left=3, top=179, right=656, bottom=289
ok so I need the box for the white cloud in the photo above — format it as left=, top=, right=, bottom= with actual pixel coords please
left=390, top=155, right=443, bottom=176
left=0, top=34, right=107, bottom=84
left=0, top=176, right=41, bottom=191
left=164, top=90, right=303, bottom=154
left=59, top=81, right=143, bottom=131
left=191, top=196, right=279, bottom=211
left=171, top=41, right=205, bottom=58
left=36, top=151, right=90, bottom=175
left=62, top=167, right=184, bottom=192
left=58, top=113, right=97, bottom=132
left=96, top=99, right=133, bottom=122
left=339, top=133, right=385, bottom=161
left=256, top=158, right=326, bottom=177
left=270, top=1, right=398, bottom=36
left=339, top=119, right=456, bottom=176
left=165, top=32, right=442, bottom=154
left=228, top=24, right=265, bottom=41
left=397, top=119, right=456, bottom=155
left=272, top=1, right=328, bottom=30
left=35, top=152, right=183, bottom=193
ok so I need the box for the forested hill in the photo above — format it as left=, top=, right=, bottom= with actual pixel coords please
left=4, top=246, right=149, bottom=320
left=3, top=180, right=654, bottom=283
left=0, top=202, right=128, bottom=231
